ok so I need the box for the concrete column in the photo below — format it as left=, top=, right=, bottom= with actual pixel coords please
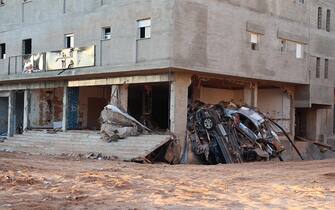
left=23, top=89, right=30, bottom=132
left=110, top=85, right=128, bottom=111
left=253, top=83, right=258, bottom=107
left=110, top=85, right=119, bottom=106
left=170, top=72, right=191, bottom=140
left=119, top=85, right=128, bottom=111
left=7, top=91, right=15, bottom=137
left=244, top=83, right=258, bottom=107
left=62, top=86, right=68, bottom=132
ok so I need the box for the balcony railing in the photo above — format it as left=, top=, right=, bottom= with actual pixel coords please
left=6, top=45, right=95, bottom=75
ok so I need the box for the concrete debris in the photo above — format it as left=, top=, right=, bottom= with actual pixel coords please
left=132, top=135, right=181, bottom=165
left=184, top=101, right=289, bottom=165
left=100, top=105, right=150, bottom=142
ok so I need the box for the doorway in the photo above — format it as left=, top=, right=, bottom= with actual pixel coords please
left=0, top=97, right=8, bottom=136
left=128, top=83, right=170, bottom=131
left=14, top=91, right=24, bottom=134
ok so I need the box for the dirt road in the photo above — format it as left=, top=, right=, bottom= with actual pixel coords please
left=0, top=152, right=334, bottom=209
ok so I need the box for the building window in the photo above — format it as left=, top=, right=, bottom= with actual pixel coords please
left=326, top=9, right=331, bottom=32
left=0, top=43, right=6, bottom=59
left=102, top=27, right=111, bottom=40
left=65, top=33, right=74, bottom=48
left=316, top=57, right=321, bottom=78
left=22, top=39, right=32, bottom=55
left=250, top=33, right=260, bottom=50
left=296, top=43, right=303, bottom=59
left=298, top=0, right=304, bottom=4
left=280, top=40, right=287, bottom=52
left=137, top=19, right=151, bottom=39
left=318, top=7, right=322, bottom=29
left=325, top=58, right=329, bottom=79
left=0, top=0, right=4, bottom=6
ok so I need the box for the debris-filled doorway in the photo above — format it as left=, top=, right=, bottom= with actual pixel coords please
left=295, top=108, right=307, bottom=138
left=128, top=83, right=170, bottom=131
left=0, top=97, right=8, bottom=136
left=14, top=91, right=24, bottom=134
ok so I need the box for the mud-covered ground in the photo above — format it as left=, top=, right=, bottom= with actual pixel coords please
left=0, top=152, right=334, bottom=210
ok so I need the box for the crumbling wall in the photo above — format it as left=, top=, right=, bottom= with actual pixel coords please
left=29, top=88, right=63, bottom=128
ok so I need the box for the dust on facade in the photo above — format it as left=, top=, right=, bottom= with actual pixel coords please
left=0, top=0, right=334, bottom=160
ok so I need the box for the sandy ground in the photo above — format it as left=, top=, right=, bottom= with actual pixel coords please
left=0, top=152, right=334, bottom=210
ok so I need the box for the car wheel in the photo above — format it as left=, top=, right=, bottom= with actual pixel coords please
left=202, top=117, right=214, bottom=131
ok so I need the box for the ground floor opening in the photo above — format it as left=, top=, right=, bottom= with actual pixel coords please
left=128, top=83, right=170, bottom=131
left=0, top=97, right=8, bottom=136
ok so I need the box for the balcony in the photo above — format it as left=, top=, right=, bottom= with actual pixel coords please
left=5, top=45, right=95, bottom=75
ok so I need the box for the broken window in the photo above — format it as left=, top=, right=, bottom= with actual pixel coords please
left=65, top=33, right=74, bottom=48
left=250, top=33, right=260, bottom=51
left=22, top=39, right=32, bottom=55
left=325, top=58, right=329, bottom=79
left=0, top=43, right=6, bottom=59
left=102, top=26, right=111, bottom=40
left=137, top=19, right=151, bottom=39
left=318, top=7, right=322, bottom=29
left=296, top=43, right=303, bottom=59
left=326, top=9, right=331, bottom=32
left=316, top=57, right=321, bottom=78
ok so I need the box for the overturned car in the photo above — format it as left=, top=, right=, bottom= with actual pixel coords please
left=184, top=101, right=288, bottom=164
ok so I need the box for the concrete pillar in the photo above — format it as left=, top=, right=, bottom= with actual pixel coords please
left=23, top=89, right=30, bottom=131
left=244, top=83, right=258, bottom=107
left=7, top=91, right=15, bottom=137
left=253, top=83, right=258, bottom=107
left=110, top=85, right=128, bottom=111
left=110, top=85, right=119, bottom=106
left=119, top=85, right=128, bottom=111
left=170, top=72, right=191, bottom=140
left=62, top=86, right=68, bottom=132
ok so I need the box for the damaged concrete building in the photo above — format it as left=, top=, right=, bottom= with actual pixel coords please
left=0, top=0, right=334, bottom=150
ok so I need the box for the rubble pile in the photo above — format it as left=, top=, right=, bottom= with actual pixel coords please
left=183, top=101, right=289, bottom=164
left=100, top=105, right=150, bottom=142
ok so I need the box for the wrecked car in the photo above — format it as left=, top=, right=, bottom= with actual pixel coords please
left=185, top=101, right=286, bottom=165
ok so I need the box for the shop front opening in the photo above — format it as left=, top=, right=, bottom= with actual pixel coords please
left=67, top=86, right=111, bottom=130
left=14, top=91, right=24, bottom=134
left=0, top=97, right=8, bottom=136
left=128, top=83, right=170, bottom=131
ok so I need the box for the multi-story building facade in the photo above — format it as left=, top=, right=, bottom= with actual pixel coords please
left=0, top=0, right=334, bottom=145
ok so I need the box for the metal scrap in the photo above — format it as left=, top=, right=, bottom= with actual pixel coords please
left=184, top=101, right=290, bottom=164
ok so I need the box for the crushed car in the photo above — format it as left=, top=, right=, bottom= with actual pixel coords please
left=182, top=101, right=296, bottom=165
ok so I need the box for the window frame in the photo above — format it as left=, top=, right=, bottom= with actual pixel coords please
left=316, top=57, right=321, bottom=78
left=22, top=38, right=32, bottom=55
left=0, top=43, right=6, bottom=59
left=137, top=18, right=152, bottom=40
left=296, top=43, right=304, bottom=59
left=102, top=26, right=111, bottom=40
left=326, top=9, right=331, bottom=32
left=64, top=33, right=74, bottom=48
left=318, top=7, right=323, bottom=29
left=325, top=58, right=329, bottom=79
left=250, top=32, right=260, bottom=51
